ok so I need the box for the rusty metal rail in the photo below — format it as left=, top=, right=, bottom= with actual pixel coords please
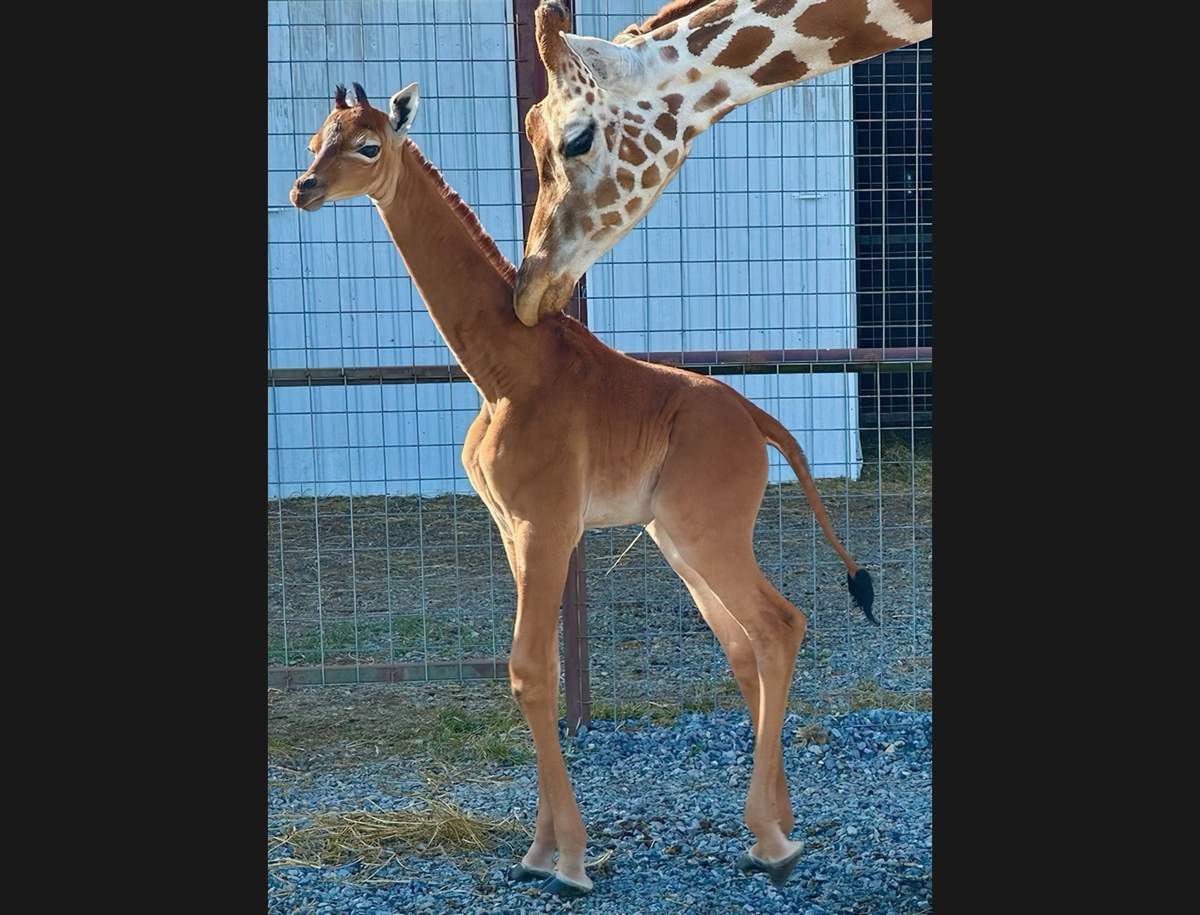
left=266, top=347, right=933, bottom=386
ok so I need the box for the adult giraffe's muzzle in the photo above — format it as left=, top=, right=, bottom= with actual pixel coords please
left=513, top=255, right=578, bottom=327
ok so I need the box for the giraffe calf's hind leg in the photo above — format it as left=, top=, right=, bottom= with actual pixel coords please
left=647, top=521, right=795, bottom=834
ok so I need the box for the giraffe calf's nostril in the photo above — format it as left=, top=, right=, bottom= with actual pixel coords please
left=298, top=176, right=318, bottom=191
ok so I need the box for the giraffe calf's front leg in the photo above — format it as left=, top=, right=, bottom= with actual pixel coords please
left=506, top=525, right=593, bottom=897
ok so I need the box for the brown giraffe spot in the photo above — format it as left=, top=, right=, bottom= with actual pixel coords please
left=828, top=23, right=894, bottom=65
left=754, top=0, right=797, bottom=16
left=624, top=124, right=642, bottom=138
left=654, top=113, right=678, bottom=139
left=787, top=0, right=902, bottom=66
left=601, top=211, right=623, bottom=227
left=794, top=0, right=861, bottom=39
left=682, top=125, right=697, bottom=143
left=604, top=122, right=618, bottom=151
left=895, top=0, right=932, bottom=24
left=710, top=104, right=735, bottom=124
left=586, top=91, right=594, bottom=103
left=751, top=50, right=810, bottom=85
left=688, top=0, right=735, bottom=28
left=610, top=106, right=620, bottom=115
left=641, top=164, right=661, bottom=188
left=654, top=23, right=678, bottom=40
left=664, top=149, right=680, bottom=169
left=713, top=26, right=774, bottom=69
left=591, top=227, right=614, bottom=241
left=694, top=80, right=731, bottom=112
left=594, top=178, right=619, bottom=207
left=687, top=67, right=702, bottom=82
left=793, top=0, right=898, bottom=61
left=574, top=86, right=582, bottom=95
left=625, top=111, right=645, bottom=124
left=687, top=19, right=732, bottom=55
left=625, top=197, right=642, bottom=215
left=619, top=137, right=648, bottom=165
left=638, top=100, right=653, bottom=110
left=579, top=215, right=594, bottom=233
left=660, top=45, right=679, bottom=62
left=662, top=94, right=683, bottom=114
left=644, top=132, right=661, bottom=153
left=587, top=76, right=596, bottom=87
left=616, top=168, right=635, bottom=191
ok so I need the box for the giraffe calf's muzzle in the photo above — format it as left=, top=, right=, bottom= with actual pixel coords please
left=289, top=176, right=326, bottom=211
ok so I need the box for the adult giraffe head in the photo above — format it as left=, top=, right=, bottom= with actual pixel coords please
left=513, top=0, right=931, bottom=326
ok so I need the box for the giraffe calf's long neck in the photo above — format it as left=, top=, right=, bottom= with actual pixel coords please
left=368, top=144, right=530, bottom=402
left=642, top=0, right=931, bottom=141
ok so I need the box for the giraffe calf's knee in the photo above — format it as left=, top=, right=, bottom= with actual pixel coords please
left=510, top=654, right=555, bottom=706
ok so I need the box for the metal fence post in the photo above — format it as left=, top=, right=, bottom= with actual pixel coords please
left=513, top=0, right=591, bottom=735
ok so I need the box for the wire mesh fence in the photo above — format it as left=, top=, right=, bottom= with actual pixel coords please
left=267, top=0, right=931, bottom=718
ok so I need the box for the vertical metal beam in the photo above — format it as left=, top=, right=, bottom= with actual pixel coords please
left=513, top=0, right=591, bottom=735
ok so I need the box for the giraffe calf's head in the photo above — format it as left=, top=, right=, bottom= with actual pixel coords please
left=514, top=1, right=690, bottom=326
left=290, top=82, right=420, bottom=212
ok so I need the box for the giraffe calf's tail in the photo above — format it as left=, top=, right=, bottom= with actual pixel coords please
left=847, top=568, right=876, bottom=625
left=742, top=399, right=879, bottom=626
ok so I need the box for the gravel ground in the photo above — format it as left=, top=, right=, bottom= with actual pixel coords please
left=268, top=707, right=932, bottom=914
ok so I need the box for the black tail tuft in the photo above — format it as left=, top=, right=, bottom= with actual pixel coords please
left=847, top=569, right=877, bottom=626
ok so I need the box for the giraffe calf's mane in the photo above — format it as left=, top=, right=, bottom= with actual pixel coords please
left=402, top=139, right=518, bottom=287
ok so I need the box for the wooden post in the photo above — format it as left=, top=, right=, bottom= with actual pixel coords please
left=512, top=0, right=591, bottom=735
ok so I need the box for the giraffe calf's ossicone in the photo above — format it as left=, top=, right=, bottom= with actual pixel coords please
left=514, top=0, right=931, bottom=324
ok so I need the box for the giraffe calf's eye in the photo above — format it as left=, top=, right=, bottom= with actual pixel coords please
left=561, top=125, right=594, bottom=158
left=358, top=144, right=380, bottom=158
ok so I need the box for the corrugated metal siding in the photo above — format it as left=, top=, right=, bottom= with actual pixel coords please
left=268, top=1, right=862, bottom=498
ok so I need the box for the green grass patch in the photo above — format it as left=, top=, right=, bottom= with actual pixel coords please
left=268, top=687, right=531, bottom=767
left=822, top=677, right=932, bottom=712
left=268, top=616, right=472, bottom=667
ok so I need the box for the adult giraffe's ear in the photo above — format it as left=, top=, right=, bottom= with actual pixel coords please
left=560, top=33, right=644, bottom=91
left=388, top=83, right=420, bottom=137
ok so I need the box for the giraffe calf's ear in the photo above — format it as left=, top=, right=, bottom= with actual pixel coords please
left=388, top=83, right=420, bottom=136
left=560, top=33, right=644, bottom=91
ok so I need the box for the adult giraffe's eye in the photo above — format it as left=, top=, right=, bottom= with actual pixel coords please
left=561, top=124, right=594, bottom=158
left=358, top=144, right=380, bottom=159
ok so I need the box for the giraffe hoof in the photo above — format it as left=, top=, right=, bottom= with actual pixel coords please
left=508, top=863, right=553, bottom=883
left=540, top=875, right=593, bottom=897
left=736, top=842, right=805, bottom=888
